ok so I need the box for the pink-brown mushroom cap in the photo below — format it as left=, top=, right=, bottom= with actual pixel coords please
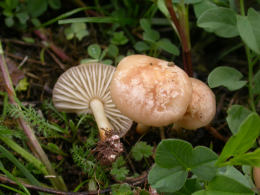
left=110, top=55, right=192, bottom=127
left=175, top=78, right=216, bottom=130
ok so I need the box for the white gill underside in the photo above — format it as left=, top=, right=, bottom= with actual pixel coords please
left=53, top=63, right=132, bottom=137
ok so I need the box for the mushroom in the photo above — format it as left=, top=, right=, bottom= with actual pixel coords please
left=52, top=63, right=132, bottom=141
left=110, top=55, right=192, bottom=127
left=174, top=77, right=216, bottom=130
left=253, top=167, right=260, bottom=189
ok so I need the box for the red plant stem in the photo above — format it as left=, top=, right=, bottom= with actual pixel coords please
left=165, top=0, right=193, bottom=76
left=34, top=30, right=72, bottom=62
left=0, top=42, right=67, bottom=191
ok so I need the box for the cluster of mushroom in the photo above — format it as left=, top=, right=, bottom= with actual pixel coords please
left=110, top=55, right=216, bottom=130
left=52, top=54, right=216, bottom=143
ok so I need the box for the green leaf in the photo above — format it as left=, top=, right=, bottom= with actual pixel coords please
left=190, top=146, right=218, bottom=181
left=87, top=44, right=101, bottom=59
left=253, top=69, right=260, bottom=95
left=170, top=178, right=202, bottom=195
left=197, top=7, right=238, bottom=38
left=226, top=105, right=252, bottom=135
left=140, top=18, right=151, bottom=32
left=16, top=12, right=29, bottom=24
left=155, top=139, right=193, bottom=168
left=227, top=148, right=260, bottom=167
left=217, top=113, right=260, bottom=166
left=156, top=38, right=180, bottom=55
left=110, top=31, right=129, bottom=45
left=107, top=44, right=119, bottom=58
left=48, top=0, right=61, bottom=9
left=111, top=183, right=133, bottom=195
left=5, top=17, right=14, bottom=27
left=27, top=0, right=48, bottom=17
left=143, top=29, right=160, bottom=42
left=131, top=141, right=153, bottom=161
left=110, top=167, right=129, bottom=181
left=64, top=27, right=74, bottom=40
left=148, top=164, right=187, bottom=193
left=208, top=66, right=247, bottom=91
left=193, top=0, right=217, bottom=18
left=76, top=29, right=89, bottom=41
left=219, top=166, right=251, bottom=189
left=207, top=175, right=254, bottom=194
left=237, top=8, right=260, bottom=54
left=134, top=41, right=150, bottom=52
left=5, top=0, right=19, bottom=9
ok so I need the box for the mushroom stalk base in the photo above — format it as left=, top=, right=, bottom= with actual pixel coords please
left=90, top=98, right=113, bottom=141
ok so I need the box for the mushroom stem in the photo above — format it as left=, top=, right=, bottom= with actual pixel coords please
left=90, top=98, right=113, bottom=141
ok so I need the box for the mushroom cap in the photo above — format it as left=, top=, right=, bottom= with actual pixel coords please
left=52, top=63, right=132, bottom=137
left=110, top=55, right=192, bottom=127
left=175, top=78, right=216, bottom=130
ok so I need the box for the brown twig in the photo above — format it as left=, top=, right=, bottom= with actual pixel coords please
left=164, top=0, right=192, bottom=76
left=6, top=52, right=45, bottom=65
left=0, top=175, right=110, bottom=195
left=34, top=29, right=72, bottom=62
left=205, top=125, right=229, bottom=142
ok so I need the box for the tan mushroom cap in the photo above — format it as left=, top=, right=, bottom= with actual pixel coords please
left=110, top=55, right=192, bottom=127
left=52, top=63, right=132, bottom=137
left=253, top=167, right=260, bottom=189
left=175, top=78, right=216, bottom=130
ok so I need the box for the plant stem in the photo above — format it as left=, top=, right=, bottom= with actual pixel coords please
left=0, top=136, right=48, bottom=175
left=90, top=98, right=113, bottom=141
left=240, top=0, right=256, bottom=111
left=0, top=41, right=67, bottom=191
left=165, top=0, right=193, bottom=76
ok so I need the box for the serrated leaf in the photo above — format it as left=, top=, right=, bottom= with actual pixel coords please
left=110, top=31, right=128, bottom=45
left=156, top=38, right=179, bottom=55
left=197, top=7, right=238, bottom=38
left=217, top=113, right=260, bottom=166
left=110, top=167, right=129, bottom=181
left=237, top=8, right=260, bottom=54
left=131, top=141, right=153, bottom=161
left=226, top=105, right=252, bottom=135
left=208, top=66, right=247, bottom=91
left=148, top=164, right=187, bottom=193
left=87, top=44, right=101, bottom=59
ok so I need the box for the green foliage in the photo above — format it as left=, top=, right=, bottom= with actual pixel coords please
left=7, top=103, right=65, bottom=137
left=208, top=66, right=247, bottom=91
left=64, top=23, right=89, bottom=41
left=197, top=7, right=238, bottom=38
left=0, top=0, right=61, bottom=29
left=81, top=43, right=120, bottom=65
left=148, top=139, right=218, bottom=193
left=131, top=141, right=153, bottom=161
left=226, top=105, right=252, bottom=135
left=111, top=183, right=133, bottom=195
left=110, top=31, right=129, bottom=45
left=217, top=113, right=260, bottom=167
left=110, top=156, right=129, bottom=181
left=134, top=19, right=179, bottom=56
left=237, top=8, right=260, bottom=54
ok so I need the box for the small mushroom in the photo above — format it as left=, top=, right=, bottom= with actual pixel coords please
left=175, top=78, right=216, bottom=130
left=52, top=63, right=132, bottom=141
left=110, top=55, right=192, bottom=126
